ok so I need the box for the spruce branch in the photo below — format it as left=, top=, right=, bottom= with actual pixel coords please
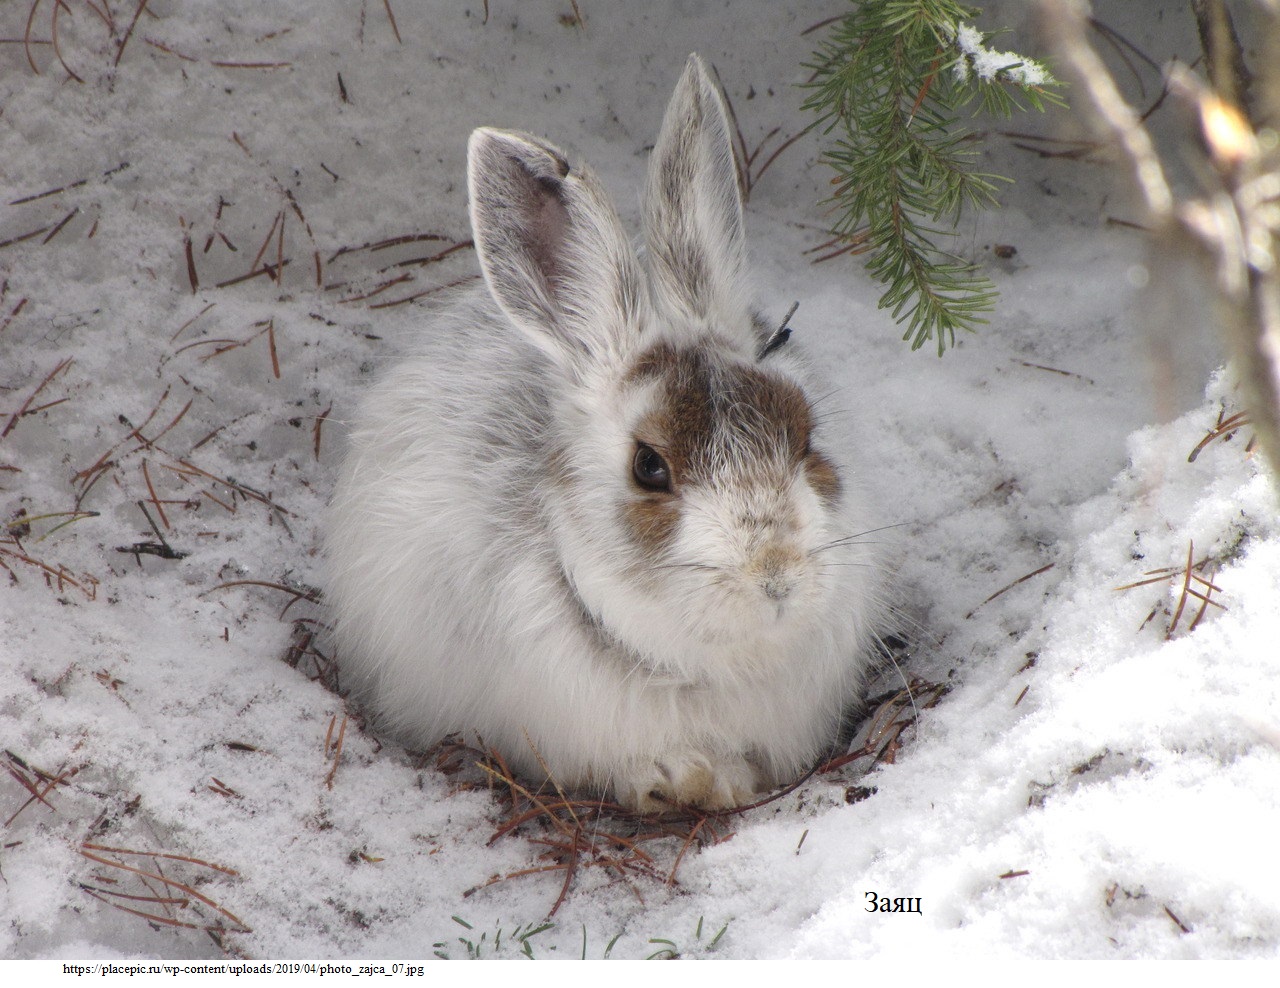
left=804, top=1, right=1063, bottom=354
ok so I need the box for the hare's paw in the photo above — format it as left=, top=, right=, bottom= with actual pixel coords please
left=620, top=752, right=758, bottom=813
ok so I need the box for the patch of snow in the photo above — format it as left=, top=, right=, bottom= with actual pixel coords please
left=952, top=22, right=1052, bottom=87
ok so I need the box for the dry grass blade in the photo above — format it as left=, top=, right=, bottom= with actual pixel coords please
left=747, top=124, right=814, bottom=193
left=4, top=508, right=97, bottom=542
left=73, top=385, right=172, bottom=496
left=166, top=459, right=288, bottom=515
left=182, top=219, right=199, bottom=292
left=114, top=0, right=149, bottom=67
left=0, top=296, right=28, bottom=335
left=281, top=620, right=339, bottom=690
left=5, top=760, right=56, bottom=823
left=820, top=679, right=948, bottom=774
left=9, top=162, right=128, bottom=207
left=42, top=206, right=79, bottom=244
left=1005, top=131, right=1103, bottom=161
left=802, top=14, right=846, bottom=36
left=50, top=0, right=84, bottom=83
left=23, top=0, right=44, bottom=74
left=1164, top=904, right=1192, bottom=935
left=208, top=777, right=241, bottom=799
left=324, top=714, right=347, bottom=790
left=1017, top=360, right=1096, bottom=385
left=264, top=318, right=281, bottom=378
left=168, top=302, right=216, bottom=344
left=82, top=0, right=113, bottom=32
left=1089, top=16, right=1161, bottom=92
left=336, top=273, right=413, bottom=303
left=455, top=741, right=730, bottom=915
left=0, top=225, right=52, bottom=251
left=79, top=889, right=212, bottom=931
left=313, top=403, right=331, bottom=460
left=79, top=845, right=250, bottom=933
left=138, top=396, right=192, bottom=449
left=141, top=459, right=169, bottom=530
left=4, top=753, right=84, bottom=827
left=0, top=542, right=96, bottom=600
left=71, top=385, right=292, bottom=526
left=209, top=60, right=290, bottom=70
left=1116, top=539, right=1226, bottom=638
left=706, top=64, right=808, bottom=202
left=205, top=578, right=320, bottom=619
left=1167, top=541, right=1197, bottom=635
left=245, top=210, right=283, bottom=279
left=666, top=817, right=704, bottom=886
left=807, top=228, right=874, bottom=263
left=214, top=259, right=289, bottom=289
left=381, top=0, right=401, bottom=43
left=366, top=274, right=480, bottom=309
left=966, top=563, right=1055, bottom=619
left=283, top=189, right=323, bottom=287
left=390, top=238, right=474, bottom=270
left=521, top=730, right=582, bottom=832
left=475, top=763, right=580, bottom=844
left=143, top=36, right=199, bottom=62
left=186, top=323, right=282, bottom=369
left=327, top=231, right=450, bottom=262
left=1188, top=407, right=1251, bottom=462
left=274, top=210, right=285, bottom=284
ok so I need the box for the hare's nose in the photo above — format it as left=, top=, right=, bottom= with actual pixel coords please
left=761, top=575, right=793, bottom=602
left=754, top=544, right=802, bottom=602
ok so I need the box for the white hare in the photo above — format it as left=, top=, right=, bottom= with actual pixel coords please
left=326, top=55, right=880, bottom=812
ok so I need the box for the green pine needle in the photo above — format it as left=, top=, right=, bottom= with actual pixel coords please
left=804, top=0, right=1064, bottom=354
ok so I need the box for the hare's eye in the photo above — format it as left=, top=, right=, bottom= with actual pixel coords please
left=632, top=443, right=671, bottom=492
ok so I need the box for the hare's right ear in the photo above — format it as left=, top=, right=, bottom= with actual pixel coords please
left=468, top=128, right=644, bottom=375
left=644, top=55, right=748, bottom=326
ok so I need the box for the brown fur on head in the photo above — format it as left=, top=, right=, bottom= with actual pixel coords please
left=621, top=341, right=841, bottom=559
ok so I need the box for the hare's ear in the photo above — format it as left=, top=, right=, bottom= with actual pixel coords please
left=468, top=128, right=644, bottom=373
left=644, top=54, right=747, bottom=325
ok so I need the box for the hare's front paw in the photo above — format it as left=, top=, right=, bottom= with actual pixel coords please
left=620, top=752, right=759, bottom=813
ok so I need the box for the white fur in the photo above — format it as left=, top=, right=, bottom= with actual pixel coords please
left=325, top=55, right=881, bottom=811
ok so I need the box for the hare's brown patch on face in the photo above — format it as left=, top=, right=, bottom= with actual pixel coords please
left=621, top=342, right=828, bottom=558
left=716, top=371, right=812, bottom=476
left=627, top=343, right=817, bottom=479
left=805, top=450, right=841, bottom=505
left=623, top=490, right=681, bottom=557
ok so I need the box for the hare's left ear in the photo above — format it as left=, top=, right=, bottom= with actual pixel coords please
left=468, top=128, right=645, bottom=378
left=644, top=54, right=747, bottom=325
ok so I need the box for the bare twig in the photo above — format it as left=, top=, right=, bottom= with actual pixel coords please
left=1043, top=1, right=1173, bottom=219
left=1043, top=0, right=1280, bottom=484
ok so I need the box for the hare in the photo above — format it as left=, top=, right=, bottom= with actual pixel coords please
left=325, top=55, right=880, bottom=811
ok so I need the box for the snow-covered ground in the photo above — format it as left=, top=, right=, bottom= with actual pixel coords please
left=2, top=0, right=1277, bottom=962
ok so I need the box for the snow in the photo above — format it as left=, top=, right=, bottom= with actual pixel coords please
left=952, top=22, right=1052, bottom=87
left=2, top=0, right=1278, bottom=965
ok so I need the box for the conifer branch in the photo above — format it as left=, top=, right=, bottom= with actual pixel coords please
left=804, top=1, right=1063, bottom=354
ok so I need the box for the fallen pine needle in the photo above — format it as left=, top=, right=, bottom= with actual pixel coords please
left=966, top=563, right=1055, bottom=619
